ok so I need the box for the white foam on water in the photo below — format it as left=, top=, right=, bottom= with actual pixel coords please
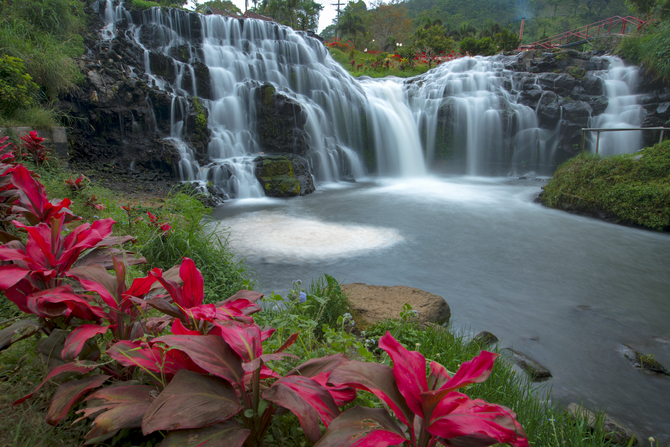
left=219, top=210, right=403, bottom=263
left=361, top=177, right=506, bottom=205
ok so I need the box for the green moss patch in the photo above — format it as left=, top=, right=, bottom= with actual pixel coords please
left=541, top=140, right=670, bottom=231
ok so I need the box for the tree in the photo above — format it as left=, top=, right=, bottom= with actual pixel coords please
left=414, top=25, right=454, bottom=69
left=195, top=0, right=242, bottom=15
left=449, top=22, right=477, bottom=41
left=479, top=20, right=502, bottom=38
left=296, top=0, right=323, bottom=32
left=369, top=2, right=411, bottom=53
left=337, top=5, right=365, bottom=40
left=494, top=27, right=520, bottom=51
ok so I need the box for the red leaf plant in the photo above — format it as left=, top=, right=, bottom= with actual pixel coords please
left=64, top=174, right=89, bottom=192
left=20, top=130, right=50, bottom=167
left=318, top=332, right=529, bottom=447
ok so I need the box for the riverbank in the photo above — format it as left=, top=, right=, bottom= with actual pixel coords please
left=540, top=140, right=670, bottom=231
left=0, top=154, right=635, bottom=446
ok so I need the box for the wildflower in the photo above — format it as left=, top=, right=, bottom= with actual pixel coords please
left=415, top=343, right=421, bottom=349
left=409, top=309, right=418, bottom=318
left=350, top=320, right=355, bottom=326
left=342, top=313, right=352, bottom=322
left=94, top=215, right=99, bottom=218
left=299, top=292, right=306, bottom=303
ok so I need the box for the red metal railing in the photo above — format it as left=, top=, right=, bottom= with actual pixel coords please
left=521, top=16, right=646, bottom=50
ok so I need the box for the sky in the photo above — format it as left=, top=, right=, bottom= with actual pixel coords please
left=192, top=0, right=350, bottom=34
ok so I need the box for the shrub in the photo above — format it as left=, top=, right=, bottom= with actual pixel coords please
left=0, top=56, right=37, bottom=117
left=460, top=36, right=498, bottom=56
left=541, top=140, right=670, bottom=230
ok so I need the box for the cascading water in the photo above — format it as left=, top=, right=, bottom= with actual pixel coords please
left=96, top=1, right=646, bottom=195
left=589, top=57, right=643, bottom=156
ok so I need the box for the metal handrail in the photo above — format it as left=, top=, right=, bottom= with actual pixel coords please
left=581, top=127, right=669, bottom=154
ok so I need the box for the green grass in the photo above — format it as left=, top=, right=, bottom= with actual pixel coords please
left=328, top=47, right=430, bottom=78
left=616, top=21, right=670, bottom=82
left=541, top=141, right=670, bottom=230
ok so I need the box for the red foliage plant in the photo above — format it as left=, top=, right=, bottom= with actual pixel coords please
left=0, top=166, right=529, bottom=447
left=20, top=131, right=50, bottom=167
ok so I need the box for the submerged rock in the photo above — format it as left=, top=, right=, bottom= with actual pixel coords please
left=566, top=403, right=639, bottom=446
left=617, top=344, right=670, bottom=375
left=469, top=331, right=499, bottom=348
left=341, top=283, right=450, bottom=328
left=501, top=348, right=552, bottom=381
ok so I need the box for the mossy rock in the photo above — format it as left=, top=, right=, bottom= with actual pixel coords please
left=254, top=155, right=315, bottom=198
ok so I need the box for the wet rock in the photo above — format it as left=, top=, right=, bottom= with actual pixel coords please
left=587, top=96, right=609, bottom=116
left=148, top=51, right=177, bottom=84
left=617, top=344, right=670, bottom=375
left=566, top=403, right=639, bottom=446
left=536, top=91, right=561, bottom=128
left=581, top=75, right=604, bottom=96
left=469, top=331, right=499, bottom=348
left=501, top=348, right=552, bottom=381
left=254, top=154, right=315, bottom=197
left=518, top=88, right=543, bottom=109
left=561, top=100, right=592, bottom=127
left=342, top=283, right=450, bottom=328
left=169, top=44, right=192, bottom=63
left=193, top=61, right=212, bottom=100
left=255, top=84, right=310, bottom=156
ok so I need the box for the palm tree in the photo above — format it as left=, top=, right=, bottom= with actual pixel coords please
left=449, top=22, right=477, bottom=41
left=479, top=20, right=502, bottom=39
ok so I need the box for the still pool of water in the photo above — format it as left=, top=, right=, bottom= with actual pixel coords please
left=212, top=176, right=670, bottom=441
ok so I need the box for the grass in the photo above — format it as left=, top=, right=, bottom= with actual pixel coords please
left=328, top=47, right=430, bottom=78
left=541, top=140, right=670, bottom=231
left=616, top=21, right=670, bottom=82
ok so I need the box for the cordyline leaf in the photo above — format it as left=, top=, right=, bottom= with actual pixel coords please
left=210, top=321, right=262, bottom=362
left=328, top=361, right=414, bottom=427
left=0, top=264, right=29, bottom=290
left=14, top=363, right=96, bottom=405
left=424, top=392, right=529, bottom=447
left=287, top=353, right=349, bottom=378
left=142, top=369, right=241, bottom=435
left=312, top=371, right=357, bottom=407
left=159, top=419, right=250, bottom=447
left=313, top=406, right=406, bottom=447
left=62, top=324, right=109, bottom=361
left=262, top=375, right=340, bottom=443
left=180, top=257, right=204, bottom=309
left=107, top=340, right=186, bottom=375
left=67, top=265, right=119, bottom=309
left=74, top=248, right=146, bottom=270
left=0, top=319, right=40, bottom=351
left=152, top=335, right=245, bottom=386
left=46, top=375, right=110, bottom=425
left=81, top=385, right=156, bottom=441
left=428, top=361, right=451, bottom=391
left=378, top=332, right=428, bottom=418
left=274, top=332, right=299, bottom=353
left=420, top=351, right=499, bottom=424
left=171, top=319, right=200, bottom=335
left=243, top=352, right=299, bottom=372
left=139, top=296, right=183, bottom=319
left=217, top=289, right=264, bottom=306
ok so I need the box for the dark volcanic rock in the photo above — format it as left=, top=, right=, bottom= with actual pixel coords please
left=566, top=404, right=639, bottom=446
left=255, top=84, right=310, bottom=156
left=537, top=91, right=561, bottom=128
left=501, top=348, right=552, bottom=381
left=617, top=344, right=670, bottom=375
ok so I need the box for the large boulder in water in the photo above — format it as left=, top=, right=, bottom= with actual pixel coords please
left=254, top=154, right=315, bottom=197
left=342, top=283, right=451, bottom=328
left=255, top=84, right=310, bottom=156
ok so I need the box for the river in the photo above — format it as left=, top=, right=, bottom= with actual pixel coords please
left=213, top=175, right=670, bottom=442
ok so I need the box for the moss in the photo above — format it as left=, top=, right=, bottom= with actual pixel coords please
left=192, top=96, right=208, bottom=143
left=541, top=140, right=670, bottom=231
left=257, top=157, right=301, bottom=196
left=262, top=85, right=275, bottom=109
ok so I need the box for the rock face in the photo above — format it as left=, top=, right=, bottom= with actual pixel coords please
left=253, top=154, right=315, bottom=197
left=255, top=84, right=310, bottom=156
left=341, top=283, right=450, bottom=328
left=566, top=403, right=639, bottom=446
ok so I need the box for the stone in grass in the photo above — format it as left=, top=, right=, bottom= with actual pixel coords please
left=341, top=283, right=450, bottom=328
left=469, top=331, right=499, bottom=349
left=566, top=403, right=639, bottom=446
left=617, top=344, right=670, bottom=375
left=501, top=348, right=552, bottom=381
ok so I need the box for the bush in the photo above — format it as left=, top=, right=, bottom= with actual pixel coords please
left=0, top=56, right=37, bottom=117
left=494, top=27, right=521, bottom=52
left=459, top=36, right=497, bottom=56
left=541, top=140, right=670, bottom=230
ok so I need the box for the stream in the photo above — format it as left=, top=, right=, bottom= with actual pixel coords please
left=213, top=175, right=670, bottom=442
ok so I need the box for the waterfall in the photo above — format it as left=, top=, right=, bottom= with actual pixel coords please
left=98, top=2, right=645, bottom=195
left=589, top=57, right=643, bottom=156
